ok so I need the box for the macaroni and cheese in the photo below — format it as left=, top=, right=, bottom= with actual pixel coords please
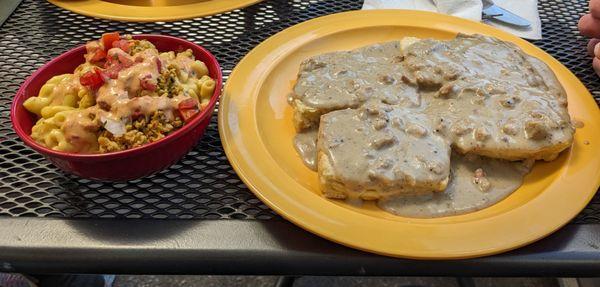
left=23, top=32, right=216, bottom=153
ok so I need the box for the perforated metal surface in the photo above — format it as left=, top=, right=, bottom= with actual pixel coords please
left=531, top=0, right=600, bottom=223
left=0, top=0, right=597, bottom=221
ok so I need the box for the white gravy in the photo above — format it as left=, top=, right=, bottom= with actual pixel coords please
left=293, top=128, right=318, bottom=170
left=378, top=153, right=533, bottom=218
left=290, top=34, right=573, bottom=218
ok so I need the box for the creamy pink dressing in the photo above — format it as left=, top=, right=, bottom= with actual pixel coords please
left=47, top=75, right=84, bottom=106
left=25, top=35, right=215, bottom=154
left=96, top=49, right=161, bottom=107
left=62, top=106, right=100, bottom=153
left=56, top=42, right=201, bottom=152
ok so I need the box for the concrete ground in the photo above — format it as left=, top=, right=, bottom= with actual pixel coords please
left=3, top=274, right=600, bottom=286
left=113, top=276, right=563, bottom=287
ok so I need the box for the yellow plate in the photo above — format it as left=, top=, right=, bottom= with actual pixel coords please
left=219, top=10, right=600, bottom=259
left=47, top=0, right=261, bottom=22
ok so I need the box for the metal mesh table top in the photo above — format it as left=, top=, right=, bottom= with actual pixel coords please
left=0, top=0, right=598, bottom=222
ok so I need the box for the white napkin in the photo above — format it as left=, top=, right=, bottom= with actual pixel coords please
left=362, top=0, right=482, bottom=20
left=362, top=0, right=542, bottom=40
left=486, top=0, right=541, bottom=40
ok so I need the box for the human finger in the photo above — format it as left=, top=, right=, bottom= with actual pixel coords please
left=590, top=0, right=600, bottom=19
left=593, top=57, right=600, bottom=77
left=587, top=38, right=600, bottom=56
left=578, top=14, right=600, bottom=38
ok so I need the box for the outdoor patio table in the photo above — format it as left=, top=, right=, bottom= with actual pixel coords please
left=0, top=0, right=599, bottom=276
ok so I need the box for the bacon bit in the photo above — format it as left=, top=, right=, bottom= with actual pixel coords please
left=131, top=109, right=143, bottom=120
left=98, top=101, right=111, bottom=111
left=106, top=48, right=133, bottom=69
left=117, top=53, right=133, bottom=68
left=139, top=74, right=157, bottom=91
left=104, top=63, right=122, bottom=79
left=155, top=57, right=162, bottom=72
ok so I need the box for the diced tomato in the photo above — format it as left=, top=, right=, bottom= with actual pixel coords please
left=112, top=39, right=130, bottom=53
left=101, top=32, right=120, bottom=51
left=80, top=68, right=105, bottom=90
left=179, top=109, right=198, bottom=122
left=178, top=98, right=198, bottom=110
left=178, top=98, right=200, bottom=122
left=90, top=49, right=107, bottom=63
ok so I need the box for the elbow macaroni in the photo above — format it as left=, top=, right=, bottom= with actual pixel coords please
left=191, top=60, right=209, bottom=78
left=195, top=75, right=215, bottom=106
left=24, top=74, right=90, bottom=152
left=23, top=74, right=85, bottom=116
left=40, top=105, right=75, bottom=119
left=200, top=78, right=215, bottom=102
left=30, top=110, right=75, bottom=152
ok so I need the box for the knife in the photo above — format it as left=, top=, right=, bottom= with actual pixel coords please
left=482, top=0, right=531, bottom=28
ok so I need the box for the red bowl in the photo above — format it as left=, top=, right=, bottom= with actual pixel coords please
left=10, top=34, right=223, bottom=181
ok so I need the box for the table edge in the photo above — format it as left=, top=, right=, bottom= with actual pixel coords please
left=0, top=218, right=599, bottom=276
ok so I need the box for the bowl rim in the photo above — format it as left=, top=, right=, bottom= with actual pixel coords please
left=10, top=34, right=223, bottom=161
